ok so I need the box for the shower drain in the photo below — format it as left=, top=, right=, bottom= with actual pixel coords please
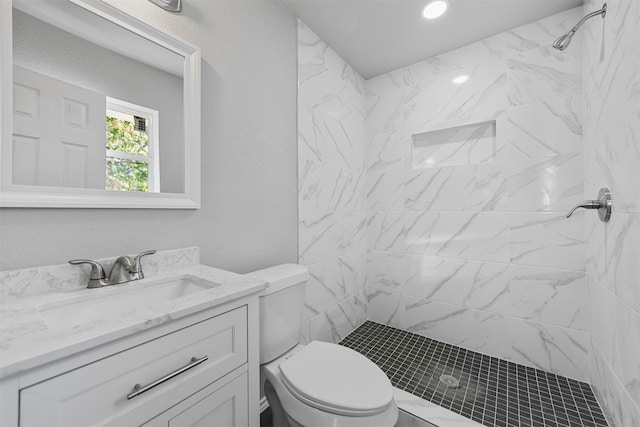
left=439, top=374, right=460, bottom=388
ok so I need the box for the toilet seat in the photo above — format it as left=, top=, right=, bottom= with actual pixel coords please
left=278, top=341, right=394, bottom=417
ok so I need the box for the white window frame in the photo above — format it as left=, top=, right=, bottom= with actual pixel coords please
left=106, top=97, right=160, bottom=192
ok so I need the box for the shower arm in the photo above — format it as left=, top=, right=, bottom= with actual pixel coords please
left=569, top=4, right=607, bottom=34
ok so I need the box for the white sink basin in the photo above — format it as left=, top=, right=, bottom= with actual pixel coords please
left=37, top=275, right=219, bottom=331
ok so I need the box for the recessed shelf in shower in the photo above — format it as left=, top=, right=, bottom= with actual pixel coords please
left=411, top=120, right=496, bottom=169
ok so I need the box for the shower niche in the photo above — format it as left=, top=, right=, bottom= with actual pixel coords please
left=410, top=120, right=497, bottom=169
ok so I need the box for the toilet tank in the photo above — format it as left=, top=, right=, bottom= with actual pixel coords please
left=245, top=264, right=309, bottom=364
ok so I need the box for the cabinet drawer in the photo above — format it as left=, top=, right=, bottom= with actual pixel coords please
left=20, top=306, right=247, bottom=427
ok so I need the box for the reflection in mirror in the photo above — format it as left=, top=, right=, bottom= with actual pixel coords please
left=1, top=0, right=201, bottom=208
left=12, top=3, right=183, bottom=193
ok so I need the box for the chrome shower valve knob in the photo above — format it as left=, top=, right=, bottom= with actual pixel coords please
left=566, top=188, right=612, bottom=222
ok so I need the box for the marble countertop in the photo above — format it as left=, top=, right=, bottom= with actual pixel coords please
left=0, top=264, right=266, bottom=380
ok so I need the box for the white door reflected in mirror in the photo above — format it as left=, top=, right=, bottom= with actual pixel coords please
left=13, top=65, right=106, bottom=189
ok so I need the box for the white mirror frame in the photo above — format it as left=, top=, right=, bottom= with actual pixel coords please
left=0, top=0, right=201, bottom=209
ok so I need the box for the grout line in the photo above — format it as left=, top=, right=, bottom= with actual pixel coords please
left=340, top=320, right=609, bottom=427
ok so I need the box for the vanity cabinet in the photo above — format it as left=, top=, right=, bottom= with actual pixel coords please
left=0, top=295, right=260, bottom=427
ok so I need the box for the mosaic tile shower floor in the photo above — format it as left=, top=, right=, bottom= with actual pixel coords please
left=339, top=321, right=609, bottom=427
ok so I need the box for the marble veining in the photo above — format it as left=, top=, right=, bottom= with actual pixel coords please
left=404, top=212, right=510, bottom=262
left=0, top=247, right=199, bottom=299
left=299, top=211, right=357, bottom=265
left=589, top=277, right=621, bottom=375
left=308, top=292, right=366, bottom=343
left=0, top=260, right=265, bottom=379
left=297, top=19, right=368, bottom=347
left=507, top=45, right=582, bottom=107
left=506, top=7, right=583, bottom=53
left=366, top=167, right=405, bottom=211
left=405, top=163, right=507, bottom=212
left=404, top=59, right=507, bottom=135
left=590, top=346, right=640, bottom=427
left=366, top=70, right=406, bottom=175
left=616, top=300, right=640, bottom=405
left=504, top=95, right=582, bottom=158
left=393, top=388, right=484, bottom=427
left=404, top=298, right=511, bottom=360
left=508, top=319, right=590, bottom=381
left=303, top=253, right=365, bottom=322
left=584, top=5, right=640, bottom=410
left=589, top=111, right=640, bottom=214
left=508, top=266, right=587, bottom=331
left=405, top=256, right=511, bottom=314
left=299, top=160, right=364, bottom=212
left=360, top=6, right=589, bottom=382
left=506, top=153, right=583, bottom=212
left=583, top=0, right=640, bottom=140
left=605, top=214, right=640, bottom=312
left=508, top=212, right=584, bottom=270
left=367, top=289, right=405, bottom=328
left=367, top=212, right=406, bottom=253
left=367, top=251, right=408, bottom=290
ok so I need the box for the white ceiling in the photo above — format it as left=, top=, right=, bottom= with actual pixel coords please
left=279, top=0, right=584, bottom=79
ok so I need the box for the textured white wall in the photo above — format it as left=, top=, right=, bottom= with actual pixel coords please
left=0, top=0, right=298, bottom=273
left=582, top=0, right=640, bottom=425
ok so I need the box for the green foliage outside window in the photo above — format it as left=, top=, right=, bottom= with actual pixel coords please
left=106, top=116, right=150, bottom=192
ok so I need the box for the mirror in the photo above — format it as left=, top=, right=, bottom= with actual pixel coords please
left=0, top=0, right=201, bottom=208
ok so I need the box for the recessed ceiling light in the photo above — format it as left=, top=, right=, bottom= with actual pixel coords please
left=422, top=0, right=449, bottom=20
left=452, top=75, right=469, bottom=85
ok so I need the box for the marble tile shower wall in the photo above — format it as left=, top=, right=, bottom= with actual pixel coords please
left=297, top=21, right=368, bottom=344
left=582, top=0, right=640, bottom=425
left=364, top=7, right=591, bottom=381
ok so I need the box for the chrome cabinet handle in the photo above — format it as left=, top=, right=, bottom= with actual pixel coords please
left=126, top=355, right=208, bottom=400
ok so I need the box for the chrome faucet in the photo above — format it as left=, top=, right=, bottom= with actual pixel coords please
left=566, top=188, right=612, bottom=222
left=70, top=250, right=157, bottom=288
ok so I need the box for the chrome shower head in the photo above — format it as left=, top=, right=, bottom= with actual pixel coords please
left=148, top=0, right=182, bottom=12
left=552, top=3, right=606, bottom=51
left=553, top=30, right=576, bottom=51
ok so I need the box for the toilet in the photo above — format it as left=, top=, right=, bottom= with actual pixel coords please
left=247, top=264, right=398, bottom=427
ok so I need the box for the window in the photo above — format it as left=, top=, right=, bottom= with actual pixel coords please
left=105, top=97, right=160, bottom=192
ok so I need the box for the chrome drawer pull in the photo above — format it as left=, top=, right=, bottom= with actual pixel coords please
left=126, top=355, right=208, bottom=400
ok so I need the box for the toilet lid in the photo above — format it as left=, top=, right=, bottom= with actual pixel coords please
left=279, top=341, right=394, bottom=417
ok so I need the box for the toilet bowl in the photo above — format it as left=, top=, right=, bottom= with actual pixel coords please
left=262, top=342, right=398, bottom=427
left=246, top=264, right=398, bottom=427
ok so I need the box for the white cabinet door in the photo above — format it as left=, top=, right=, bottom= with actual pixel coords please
left=12, top=65, right=106, bottom=188
left=144, top=372, right=248, bottom=427
left=169, top=372, right=248, bottom=427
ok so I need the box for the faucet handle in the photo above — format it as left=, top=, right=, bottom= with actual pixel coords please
left=132, top=250, right=157, bottom=276
left=69, top=259, right=106, bottom=279
left=69, top=259, right=107, bottom=288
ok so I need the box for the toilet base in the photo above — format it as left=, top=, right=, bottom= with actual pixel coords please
left=265, top=379, right=302, bottom=427
left=261, top=344, right=398, bottom=427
